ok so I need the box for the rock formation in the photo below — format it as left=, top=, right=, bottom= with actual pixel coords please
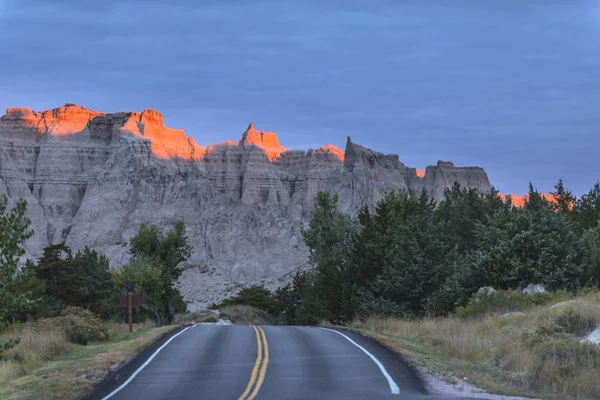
left=498, top=193, right=558, bottom=208
left=0, top=104, right=493, bottom=309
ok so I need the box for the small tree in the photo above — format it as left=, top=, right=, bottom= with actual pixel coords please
left=0, top=195, right=34, bottom=353
left=550, top=179, right=576, bottom=215
left=112, top=220, right=191, bottom=325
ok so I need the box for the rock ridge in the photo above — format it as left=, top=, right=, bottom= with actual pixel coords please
left=0, top=104, right=493, bottom=309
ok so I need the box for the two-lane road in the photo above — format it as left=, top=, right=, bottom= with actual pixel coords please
left=90, top=325, right=486, bottom=400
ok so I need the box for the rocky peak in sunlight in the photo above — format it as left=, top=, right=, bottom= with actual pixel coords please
left=313, top=144, right=344, bottom=161
left=240, top=122, right=288, bottom=161
left=2, top=104, right=103, bottom=137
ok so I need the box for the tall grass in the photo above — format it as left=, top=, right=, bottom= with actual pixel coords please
left=0, top=324, right=71, bottom=386
left=351, top=291, right=600, bottom=398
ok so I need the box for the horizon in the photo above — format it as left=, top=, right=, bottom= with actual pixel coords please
left=1, top=0, right=599, bottom=195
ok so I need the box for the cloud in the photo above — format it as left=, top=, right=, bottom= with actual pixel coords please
left=0, top=1, right=599, bottom=195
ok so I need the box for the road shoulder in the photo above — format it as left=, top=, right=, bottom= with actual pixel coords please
left=82, top=325, right=190, bottom=400
left=342, top=327, right=538, bottom=400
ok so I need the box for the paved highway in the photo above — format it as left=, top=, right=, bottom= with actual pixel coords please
left=90, top=324, right=488, bottom=400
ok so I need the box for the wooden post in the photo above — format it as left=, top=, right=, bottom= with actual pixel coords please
left=128, top=291, right=133, bottom=333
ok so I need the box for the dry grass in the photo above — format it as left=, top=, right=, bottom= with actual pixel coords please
left=0, top=324, right=71, bottom=387
left=220, top=305, right=272, bottom=325
left=349, top=290, right=600, bottom=399
left=0, top=323, right=177, bottom=400
left=106, top=321, right=156, bottom=337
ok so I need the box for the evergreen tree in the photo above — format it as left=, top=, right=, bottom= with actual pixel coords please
left=468, top=205, right=583, bottom=291
left=550, top=179, right=576, bottom=215
left=34, top=244, right=84, bottom=313
left=74, top=247, right=119, bottom=319
left=361, top=209, right=456, bottom=317
left=301, top=192, right=355, bottom=323
left=0, top=195, right=35, bottom=353
left=574, top=182, right=600, bottom=229
left=3, top=260, right=50, bottom=322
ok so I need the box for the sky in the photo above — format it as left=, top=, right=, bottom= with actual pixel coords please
left=1, top=0, right=599, bottom=195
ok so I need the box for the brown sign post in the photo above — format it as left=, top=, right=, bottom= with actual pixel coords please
left=120, top=293, right=143, bottom=332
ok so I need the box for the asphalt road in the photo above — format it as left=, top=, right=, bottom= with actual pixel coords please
left=90, top=325, right=488, bottom=400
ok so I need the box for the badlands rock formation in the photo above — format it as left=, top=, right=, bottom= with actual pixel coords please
left=0, top=104, right=492, bottom=309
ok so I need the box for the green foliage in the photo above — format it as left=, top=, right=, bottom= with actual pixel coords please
left=0, top=195, right=34, bottom=354
left=214, top=285, right=277, bottom=314
left=3, top=260, right=51, bottom=323
left=39, top=306, right=109, bottom=345
left=550, top=178, right=576, bottom=215
left=467, top=203, right=584, bottom=292
left=574, top=182, right=600, bottom=229
left=273, top=270, right=313, bottom=325
left=362, top=209, right=457, bottom=317
left=219, top=305, right=273, bottom=325
left=32, top=245, right=118, bottom=318
left=301, top=191, right=355, bottom=324
left=580, top=225, right=600, bottom=285
left=283, top=179, right=600, bottom=325
left=111, top=220, right=191, bottom=325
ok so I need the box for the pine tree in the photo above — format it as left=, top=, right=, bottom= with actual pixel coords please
left=301, top=192, right=355, bottom=323
left=574, top=182, right=600, bottom=229
left=550, top=179, right=576, bottom=215
left=0, top=195, right=34, bottom=353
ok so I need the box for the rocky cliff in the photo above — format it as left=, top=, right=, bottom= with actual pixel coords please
left=0, top=104, right=492, bottom=309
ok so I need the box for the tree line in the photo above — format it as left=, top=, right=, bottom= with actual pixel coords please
left=216, top=180, right=600, bottom=325
left=0, top=193, right=191, bottom=353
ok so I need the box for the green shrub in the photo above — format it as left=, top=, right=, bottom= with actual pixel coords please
left=212, top=285, right=277, bottom=315
left=456, top=289, right=573, bottom=318
left=39, top=307, right=109, bottom=345
left=220, top=305, right=272, bottom=325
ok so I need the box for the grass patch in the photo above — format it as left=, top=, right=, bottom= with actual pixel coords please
left=455, top=288, right=581, bottom=318
left=348, top=290, right=600, bottom=399
left=173, top=311, right=219, bottom=325
left=0, top=322, right=176, bottom=400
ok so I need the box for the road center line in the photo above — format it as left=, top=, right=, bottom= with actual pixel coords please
left=320, top=327, right=400, bottom=395
left=101, top=325, right=196, bottom=400
left=238, top=325, right=263, bottom=400
left=247, top=326, right=269, bottom=400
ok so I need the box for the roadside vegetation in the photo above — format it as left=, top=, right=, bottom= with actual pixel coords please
left=214, top=180, right=600, bottom=398
left=0, top=193, right=192, bottom=398
left=350, top=289, right=600, bottom=399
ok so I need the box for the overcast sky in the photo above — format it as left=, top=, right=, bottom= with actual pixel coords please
left=1, top=0, right=599, bottom=195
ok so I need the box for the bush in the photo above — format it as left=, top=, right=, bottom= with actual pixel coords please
left=456, top=289, right=574, bottom=318
left=39, top=307, right=109, bottom=345
left=220, top=305, right=272, bottom=325
left=212, top=285, right=277, bottom=314
left=534, top=301, right=600, bottom=337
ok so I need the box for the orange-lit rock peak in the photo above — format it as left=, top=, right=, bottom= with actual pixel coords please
left=317, top=144, right=344, bottom=161
left=240, top=122, right=288, bottom=161
left=499, top=193, right=558, bottom=208
left=119, top=109, right=204, bottom=161
left=416, top=169, right=426, bottom=178
left=3, top=104, right=103, bottom=136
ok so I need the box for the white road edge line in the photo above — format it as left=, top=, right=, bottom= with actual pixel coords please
left=320, top=327, right=400, bottom=395
left=101, top=325, right=196, bottom=400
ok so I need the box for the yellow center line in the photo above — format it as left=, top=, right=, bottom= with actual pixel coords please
left=247, top=326, right=269, bottom=400
left=238, top=325, right=263, bottom=400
